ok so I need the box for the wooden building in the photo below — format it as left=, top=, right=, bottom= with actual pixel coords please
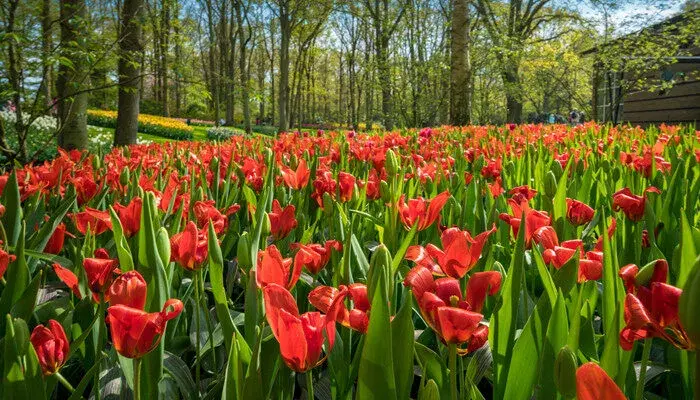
left=584, top=11, right=700, bottom=125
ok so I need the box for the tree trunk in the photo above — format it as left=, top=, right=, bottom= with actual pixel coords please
left=502, top=66, right=523, bottom=123
left=161, top=0, right=170, bottom=116
left=205, top=0, right=219, bottom=125
left=450, top=0, right=471, bottom=126
left=235, top=0, right=251, bottom=134
left=41, top=0, right=53, bottom=110
left=114, top=0, right=144, bottom=146
left=278, top=12, right=290, bottom=132
left=57, top=0, right=88, bottom=150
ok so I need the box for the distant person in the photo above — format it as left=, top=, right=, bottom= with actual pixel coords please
left=569, top=110, right=581, bottom=125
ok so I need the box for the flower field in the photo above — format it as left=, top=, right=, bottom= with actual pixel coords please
left=0, top=123, right=698, bottom=399
left=87, top=109, right=195, bottom=140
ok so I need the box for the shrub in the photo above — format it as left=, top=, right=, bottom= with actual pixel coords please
left=206, top=126, right=244, bottom=141
left=0, top=110, right=58, bottom=163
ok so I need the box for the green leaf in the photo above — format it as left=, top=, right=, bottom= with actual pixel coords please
left=27, top=194, right=75, bottom=271
left=109, top=206, right=134, bottom=272
left=552, top=160, right=571, bottom=237
left=418, top=379, right=440, bottom=400
left=0, top=223, right=29, bottom=331
left=391, top=223, right=417, bottom=273
left=357, top=246, right=397, bottom=400
left=391, top=292, right=414, bottom=400
left=2, top=315, right=45, bottom=400
left=1, top=171, right=23, bottom=247
left=676, top=209, right=697, bottom=288
left=489, top=214, right=526, bottom=399
left=10, top=269, right=42, bottom=322
left=538, top=291, right=570, bottom=400
left=208, top=221, right=235, bottom=353
left=164, top=351, right=198, bottom=400
left=414, top=343, right=450, bottom=399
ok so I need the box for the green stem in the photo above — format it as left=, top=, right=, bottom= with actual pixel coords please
left=55, top=372, right=75, bottom=393
left=635, top=338, right=652, bottom=400
left=449, top=344, right=458, bottom=400
left=201, top=269, right=218, bottom=372
left=306, top=371, right=314, bottom=400
left=194, top=272, right=202, bottom=393
left=94, top=298, right=106, bottom=400
left=694, top=352, right=699, bottom=400
left=133, top=358, right=142, bottom=400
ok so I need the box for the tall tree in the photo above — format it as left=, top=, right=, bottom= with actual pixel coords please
left=235, top=0, right=253, bottom=133
left=450, top=0, right=471, bottom=125
left=57, top=0, right=89, bottom=150
left=114, top=0, right=145, bottom=146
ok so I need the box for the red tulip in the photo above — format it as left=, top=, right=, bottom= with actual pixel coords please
left=311, top=169, right=337, bottom=207
left=618, top=260, right=692, bottom=350
left=404, top=266, right=500, bottom=350
left=499, top=199, right=551, bottom=247
left=481, top=158, right=502, bottom=179
left=73, top=207, right=112, bottom=235
left=292, top=240, right=342, bottom=275
left=576, top=362, right=626, bottom=400
left=256, top=245, right=299, bottom=289
left=594, top=218, right=617, bottom=251
left=612, top=186, right=660, bottom=222
left=106, top=299, right=184, bottom=358
left=193, top=200, right=228, bottom=234
left=338, top=172, right=356, bottom=202
left=83, top=248, right=120, bottom=296
left=398, top=190, right=450, bottom=231
left=263, top=283, right=335, bottom=372
left=406, top=226, right=495, bottom=279
left=508, top=185, right=537, bottom=202
left=309, top=283, right=370, bottom=333
left=52, top=263, right=82, bottom=298
left=45, top=222, right=71, bottom=254
left=71, top=174, right=101, bottom=206
left=170, top=221, right=208, bottom=271
left=566, top=198, right=594, bottom=226
left=578, top=251, right=603, bottom=283
left=108, top=270, right=147, bottom=309
left=113, top=197, right=142, bottom=237
left=30, top=320, right=70, bottom=375
left=268, top=200, right=297, bottom=240
left=280, top=159, right=310, bottom=190
left=0, top=243, right=16, bottom=279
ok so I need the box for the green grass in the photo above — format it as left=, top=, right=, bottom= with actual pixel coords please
left=88, top=125, right=206, bottom=144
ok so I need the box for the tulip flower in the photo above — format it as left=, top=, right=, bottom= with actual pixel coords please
left=566, top=198, right=594, bottom=226
left=280, top=159, right=310, bottom=190
left=106, top=299, right=184, bottom=358
left=576, top=362, right=626, bottom=400
left=73, top=207, right=113, bottom=235
left=578, top=251, right=603, bottom=283
left=45, top=222, right=72, bottom=254
left=263, top=283, right=335, bottom=372
left=170, top=221, right=208, bottom=271
left=256, top=245, right=299, bottom=289
left=108, top=270, right=147, bottom=309
left=0, top=243, right=17, bottom=279
left=52, top=263, right=82, bottom=298
left=193, top=200, right=231, bottom=234
left=618, top=260, right=693, bottom=350
left=398, top=190, right=450, bottom=231
left=308, top=283, right=369, bottom=333
left=311, top=169, right=337, bottom=207
left=404, top=266, right=500, bottom=352
left=532, top=226, right=583, bottom=269
left=338, top=172, right=356, bottom=202
left=612, top=186, right=660, bottom=222
left=594, top=218, right=617, bottom=251
left=113, top=197, right=142, bottom=237
left=268, top=200, right=298, bottom=240
left=83, top=248, right=121, bottom=296
left=30, top=320, right=70, bottom=376
left=405, top=226, right=496, bottom=279
left=508, top=185, right=537, bottom=202
left=499, top=199, right=551, bottom=247
left=292, top=240, right=342, bottom=275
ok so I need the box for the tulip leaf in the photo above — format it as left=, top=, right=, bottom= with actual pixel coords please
left=391, top=223, right=417, bottom=273
left=552, top=159, right=571, bottom=237
left=675, top=209, right=697, bottom=288
left=391, top=291, right=414, bottom=400
left=489, top=214, right=526, bottom=399
left=1, top=171, right=23, bottom=247
left=27, top=193, right=74, bottom=272
left=10, top=269, right=42, bottom=322
left=417, top=379, right=440, bottom=400
left=538, top=290, right=570, bottom=400
left=0, top=223, right=29, bottom=331
left=208, top=221, right=235, bottom=353
left=68, top=351, right=106, bottom=400
left=164, top=351, right=198, bottom=400
left=357, top=246, right=397, bottom=400
left=414, top=343, right=450, bottom=399
left=109, top=206, right=134, bottom=272
left=2, top=315, right=45, bottom=400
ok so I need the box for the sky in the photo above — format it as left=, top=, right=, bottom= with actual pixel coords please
left=575, top=0, right=686, bottom=35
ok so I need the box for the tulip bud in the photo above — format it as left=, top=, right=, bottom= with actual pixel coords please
left=554, top=345, right=578, bottom=398
left=156, top=227, right=171, bottom=269
left=544, top=171, right=558, bottom=198
left=322, top=192, right=334, bottom=215
left=261, top=212, right=271, bottom=236
left=367, top=244, right=393, bottom=303
left=237, top=232, right=253, bottom=269
left=612, top=166, right=621, bottom=182
left=380, top=180, right=391, bottom=203
left=210, top=156, right=219, bottom=173
left=550, top=160, right=563, bottom=179
left=120, top=167, right=130, bottom=187
left=385, top=149, right=399, bottom=176
left=680, top=258, right=700, bottom=348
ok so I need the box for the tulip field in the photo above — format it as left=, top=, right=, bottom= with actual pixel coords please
left=0, top=122, right=699, bottom=400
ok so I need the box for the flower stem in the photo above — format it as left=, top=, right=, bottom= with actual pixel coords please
left=635, top=338, right=652, bottom=400
left=306, top=371, right=314, bottom=400
left=194, top=272, right=202, bottom=394
left=694, top=352, right=699, bottom=400
left=95, top=298, right=106, bottom=400
left=55, top=372, right=75, bottom=393
left=449, top=343, right=458, bottom=400
left=201, top=269, right=218, bottom=372
left=133, top=358, right=142, bottom=400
